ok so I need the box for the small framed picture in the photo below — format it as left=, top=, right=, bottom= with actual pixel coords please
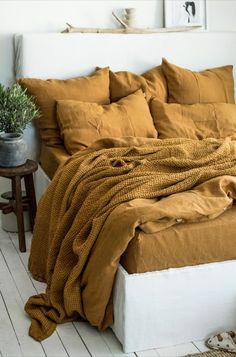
left=164, top=0, right=207, bottom=28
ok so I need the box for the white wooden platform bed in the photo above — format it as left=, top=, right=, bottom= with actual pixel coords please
left=14, top=32, right=236, bottom=353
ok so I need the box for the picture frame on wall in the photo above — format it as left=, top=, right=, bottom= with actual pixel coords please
left=164, top=0, right=207, bottom=29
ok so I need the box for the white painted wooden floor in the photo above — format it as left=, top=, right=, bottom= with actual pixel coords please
left=0, top=221, right=210, bottom=357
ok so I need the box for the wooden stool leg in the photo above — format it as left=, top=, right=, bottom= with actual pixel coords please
left=24, top=173, right=37, bottom=231
left=12, top=176, right=26, bottom=252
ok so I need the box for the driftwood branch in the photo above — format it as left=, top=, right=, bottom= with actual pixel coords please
left=61, top=23, right=202, bottom=34
left=111, top=11, right=129, bottom=29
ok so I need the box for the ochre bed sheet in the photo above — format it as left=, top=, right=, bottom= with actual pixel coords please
left=40, top=143, right=70, bottom=179
left=121, top=205, right=236, bottom=273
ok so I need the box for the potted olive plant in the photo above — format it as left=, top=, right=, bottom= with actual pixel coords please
left=0, top=83, right=39, bottom=167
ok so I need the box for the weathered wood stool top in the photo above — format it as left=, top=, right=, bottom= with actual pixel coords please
left=0, top=160, right=38, bottom=177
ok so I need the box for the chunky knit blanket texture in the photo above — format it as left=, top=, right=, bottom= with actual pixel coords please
left=26, top=136, right=236, bottom=341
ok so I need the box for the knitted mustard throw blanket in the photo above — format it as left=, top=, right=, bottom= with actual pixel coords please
left=26, top=137, right=236, bottom=341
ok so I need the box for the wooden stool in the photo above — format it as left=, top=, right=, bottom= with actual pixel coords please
left=0, top=160, right=38, bottom=252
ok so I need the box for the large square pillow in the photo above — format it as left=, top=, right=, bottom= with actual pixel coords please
left=57, top=89, right=157, bottom=154
left=150, top=98, right=236, bottom=139
left=17, top=67, right=110, bottom=146
left=109, top=65, right=167, bottom=103
left=162, top=58, right=235, bottom=104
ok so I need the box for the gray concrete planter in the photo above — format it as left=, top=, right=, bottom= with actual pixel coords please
left=0, top=133, right=27, bottom=167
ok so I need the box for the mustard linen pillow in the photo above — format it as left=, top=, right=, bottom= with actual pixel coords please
left=17, top=68, right=110, bottom=146
left=150, top=98, right=236, bottom=139
left=109, top=66, right=168, bottom=103
left=162, top=58, right=235, bottom=104
left=57, top=89, right=157, bottom=155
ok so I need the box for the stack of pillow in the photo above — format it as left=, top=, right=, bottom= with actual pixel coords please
left=18, top=65, right=166, bottom=156
left=151, top=58, right=235, bottom=140
left=18, top=58, right=235, bottom=159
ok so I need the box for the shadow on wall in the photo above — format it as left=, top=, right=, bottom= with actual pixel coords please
left=0, top=34, right=16, bottom=86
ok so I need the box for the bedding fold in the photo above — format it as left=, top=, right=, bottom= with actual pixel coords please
left=26, top=136, right=236, bottom=341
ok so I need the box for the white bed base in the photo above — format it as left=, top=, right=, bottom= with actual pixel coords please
left=16, top=32, right=236, bottom=353
left=113, top=262, right=236, bottom=352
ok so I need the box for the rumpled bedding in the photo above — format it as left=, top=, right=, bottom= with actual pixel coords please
left=26, top=136, right=236, bottom=341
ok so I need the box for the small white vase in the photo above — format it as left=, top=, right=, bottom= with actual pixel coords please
left=123, top=8, right=136, bottom=28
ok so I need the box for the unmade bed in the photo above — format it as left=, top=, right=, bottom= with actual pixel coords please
left=14, top=32, right=236, bottom=353
left=38, top=142, right=236, bottom=274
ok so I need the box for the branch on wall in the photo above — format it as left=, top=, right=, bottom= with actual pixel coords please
left=111, top=11, right=129, bottom=29
left=61, top=23, right=202, bottom=34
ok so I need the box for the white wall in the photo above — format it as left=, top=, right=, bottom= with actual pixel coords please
left=0, top=0, right=236, bottom=86
left=1, top=0, right=161, bottom=85
left=0, top=0, right=236, bottom=193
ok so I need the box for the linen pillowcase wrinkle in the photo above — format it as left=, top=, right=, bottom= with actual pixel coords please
left=109, top=65, right=168, bottom=103
left=17, top=67, right=110, bottom=146
left=161, top=58, right=235, bottom=104
left=57, top=89, right=157, bottom=155
left=109, top=70, right=147, bottom=102
left=150, top=98, right=236, bottom=140
left=142, top=66, right=168, bottom=102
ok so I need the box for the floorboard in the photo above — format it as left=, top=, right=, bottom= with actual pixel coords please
left=57, top=324, right=91, bottom=357
left=8, top=232, right=92, bottom=357
left=193, top=340, right=210, bottom=353
left=1, top=228, right=68, bottom=357
left=0, top=221, right=209, bottom=357
left=0, top=291, right=23, bottom=357
left=100, top=328, right=135, bottom=357
left=0, top=246, right=45, bottom=356
left=156, top=343, right=199, bottom=357
left=74, top=322, right=114, bottom=356
left=136, top=348, right=160, bottom=356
